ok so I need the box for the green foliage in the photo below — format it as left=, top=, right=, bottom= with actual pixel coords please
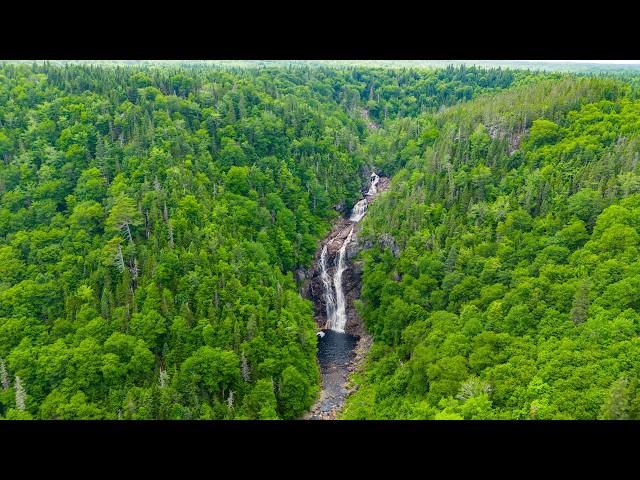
left=344, top=76, right=640, bottom=420
left=4, top=62, right=632, bottom=420
left=0, top=63, right=395, bottom=419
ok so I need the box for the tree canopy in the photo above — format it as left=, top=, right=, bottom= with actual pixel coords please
left=342, top=76, right=640, bottom=420
left=0, top=62, right=520, bottom=419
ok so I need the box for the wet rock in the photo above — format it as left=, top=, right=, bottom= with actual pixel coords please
left=351, top=260, right=364, bottom=277
left=294, top=268, right=307, bottom=285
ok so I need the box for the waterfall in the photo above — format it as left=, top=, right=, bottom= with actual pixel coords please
left=348, top=173, right=379, bottom=222
left=349, top=199, right=368, bottom=222
left=309, top=171, right=382, bottom=419
left=326, top=227, right=354, bottom=332
left=367, top=172, right=379, bottom=196
left=320, top=244, right=336, bottom=325
left=322, top=171, right=380, bottom=333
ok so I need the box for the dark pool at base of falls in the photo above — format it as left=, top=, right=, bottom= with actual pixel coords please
left=306, top=329, right=359, bottom=418
left=317, top=329, right=358, bottom=369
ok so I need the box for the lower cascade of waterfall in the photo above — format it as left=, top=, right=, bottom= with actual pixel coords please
left=324, top=227, right=353, bottom=332
left=320, top=244, right=336, bottom=327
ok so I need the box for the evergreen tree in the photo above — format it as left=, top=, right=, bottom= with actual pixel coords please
left=14, top=376, right=26, bottom=412
left=571, top=280, right=591, bottom=325
left=0, top=358, right=9, bottom=390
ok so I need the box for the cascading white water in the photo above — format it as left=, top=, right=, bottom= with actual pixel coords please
left=326, top=227, right=354, bottom=332
left=320, top=244, right=336, bottom=325
left=367, top=172, right=379, bottom=196
left=349, top=199, right=368, bottom=222
left=310, top=171, right=382, bottom=419
left=322, top=172, right=380, bottom=333
left=348, top=173, right=379, bottom=222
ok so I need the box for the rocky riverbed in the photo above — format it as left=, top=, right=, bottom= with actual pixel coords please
left=304, top=332, right=372, bottom=420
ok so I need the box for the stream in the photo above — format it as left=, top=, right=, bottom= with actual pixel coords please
left=304, top=172, right=384, bottom=420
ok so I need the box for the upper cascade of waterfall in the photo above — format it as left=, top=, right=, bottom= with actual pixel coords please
left=349, top=199, right=368, bottom=222
left=348, top=172, right=380, bottom=223
left=366, top=172, right=380, bottom=196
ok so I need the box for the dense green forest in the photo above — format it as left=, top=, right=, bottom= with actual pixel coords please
left=4, top=61, right=639, bottom=420
left=342, top=76, right=640, bottom=419
left=0, top=62, right=524, bottom=419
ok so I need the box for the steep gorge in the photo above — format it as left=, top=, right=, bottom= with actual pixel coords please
left=302, top=172, right=389, bottom=419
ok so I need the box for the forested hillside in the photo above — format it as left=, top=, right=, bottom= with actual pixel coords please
left=342, top=76, right=640, bottom=419
left=0, top=63, right=519, bottom=419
